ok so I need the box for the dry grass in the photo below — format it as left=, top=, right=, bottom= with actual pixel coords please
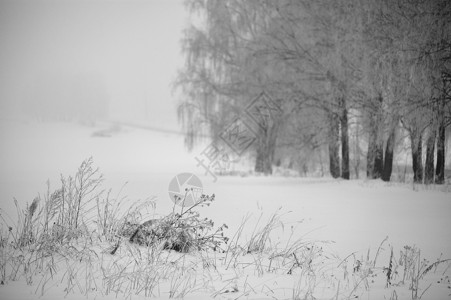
left=0, top=158, right=449, bottom=300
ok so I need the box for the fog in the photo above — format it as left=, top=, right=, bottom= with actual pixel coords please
left=0, top=0, right=186, bottom=129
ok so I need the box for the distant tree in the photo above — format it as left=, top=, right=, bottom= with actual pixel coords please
left=254, top=0, right=366, bottom=179
left=362, top=0, right=450, bottom=183
left=177, top=0, right=450, bottom=183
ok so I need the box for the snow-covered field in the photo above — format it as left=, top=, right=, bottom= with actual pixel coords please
left=1, top=118, right=450, bottom=300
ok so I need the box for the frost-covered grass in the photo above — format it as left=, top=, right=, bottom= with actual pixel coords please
left=0, top=119, right=450, bottom=299
left=0, top=165, right=450, bottom=300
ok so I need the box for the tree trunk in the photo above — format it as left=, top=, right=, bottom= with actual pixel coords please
left=328, top=113, right=341, bottom=178
left=254, top=122, right=278, bottom=175
left=254, top=134, right=273, bottom=175
left=382, top=126, right=396, bottom=182
left=435, top=76, right=447, bottom=184
left=435, top=121, right=445, bottom=184
left=255, top=145, right=266, bottom=173
left=424, top=128, right=436, bottom=184
left=367, top=129, right=383, bottom=179
left=410, top=129, right=423, bottom=183
left=367, top=127, right=376, bottom=178
left=318, top=148, right=325, bottom=177
left=354, top=119, right=360, bottom=179
left=367, top=95, right=383, bottom=179
left=340, top=97, right=350, bottom=179
left=255, top=142, right=273, bottom=175
left=374, top=143, right=384, bottom=179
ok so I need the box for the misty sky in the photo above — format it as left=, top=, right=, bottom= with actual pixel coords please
left=0, top=0, right=187, bottom=130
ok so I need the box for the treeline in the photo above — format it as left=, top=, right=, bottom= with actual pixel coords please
left=175, top=0, right=451, bottom=183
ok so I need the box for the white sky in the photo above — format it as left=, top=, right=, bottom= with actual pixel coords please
left=0, top=0, right=188, bottom=130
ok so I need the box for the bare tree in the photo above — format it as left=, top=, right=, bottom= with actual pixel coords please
left=176, top=0, right=450, bottom=183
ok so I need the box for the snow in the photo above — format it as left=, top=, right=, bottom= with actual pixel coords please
left=1, top=118, right=450, bottom=299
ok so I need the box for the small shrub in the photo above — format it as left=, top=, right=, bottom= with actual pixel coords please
left=126, top=194, right=229, bottom=253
